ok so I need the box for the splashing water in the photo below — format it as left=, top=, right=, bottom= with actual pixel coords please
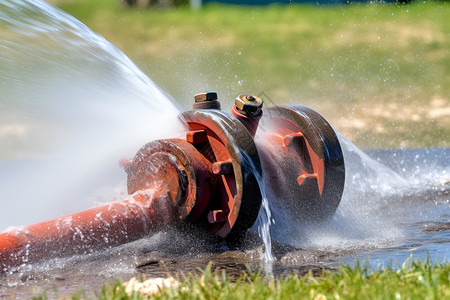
left=243, top=152, right=274, bottom=262
left=0, top=0, right=276, bottom=264
left=0, top=0, right=182, bottom=230
left=254, top=187, right=275, bottom=276
left=298, top=136, right=409, bottom=251
left=267, top=132, right=449, bottom=265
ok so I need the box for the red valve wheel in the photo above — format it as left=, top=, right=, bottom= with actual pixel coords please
left=180, top=109, right=263, bottom=240
left=256, top=105, right=345, bottom=223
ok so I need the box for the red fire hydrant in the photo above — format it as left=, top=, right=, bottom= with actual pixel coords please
left=0, top=92, right=345, bottom=273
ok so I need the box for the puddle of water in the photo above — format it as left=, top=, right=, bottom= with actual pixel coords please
left=338, top=147, right=450, bottom=269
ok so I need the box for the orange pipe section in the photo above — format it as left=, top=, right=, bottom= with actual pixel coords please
left=0, top=189, right=174, bottom=272
left=231, top=105, right=261, bottom=137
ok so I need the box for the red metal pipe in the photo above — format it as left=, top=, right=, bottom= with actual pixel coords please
left=0, top=189, right=173, bottom=272
left=0, top=92, right=345, bottom=274
left=0, top=93, right=265, bottom=273
left=231, top=104, right=262, bottom=138
left=231, top=94, right=263, bottom=137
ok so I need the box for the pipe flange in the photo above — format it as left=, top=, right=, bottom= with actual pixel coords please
left=180, top=109, right=262, bottom=239
left=256, top=105, right=345, bottom=223
left=126, top=139, right=211, bottom=221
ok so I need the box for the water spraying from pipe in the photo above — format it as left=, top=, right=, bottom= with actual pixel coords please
left=0, top=0, right=182, bottom=230
left=1, top=2, right=281, bottom=269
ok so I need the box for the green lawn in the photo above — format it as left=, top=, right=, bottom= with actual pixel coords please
left=33, top=258, right=450, bottom=299
left=52, top=0, right=450, bottom=149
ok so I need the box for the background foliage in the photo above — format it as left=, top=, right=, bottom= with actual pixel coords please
left=51, top=0, right=449, bottom=148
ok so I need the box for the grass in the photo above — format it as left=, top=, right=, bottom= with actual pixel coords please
left=50, top=0, right=450, bottom=149
left=32, top=257, right=450, bottom=299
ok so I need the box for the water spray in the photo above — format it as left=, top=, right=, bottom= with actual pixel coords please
left=0, top=92, right=345, bottom=273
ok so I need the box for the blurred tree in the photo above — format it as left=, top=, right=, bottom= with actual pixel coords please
left=122, top=0, right=188, bottom=8
left=122, top=0, right=137, bottom=5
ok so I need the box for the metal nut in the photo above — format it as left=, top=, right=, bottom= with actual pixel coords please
left=193, top=92, right=221, bottom=110
left=194, top=92, right=218, bottom=103
left=235, top=94, right=263, bottom=116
